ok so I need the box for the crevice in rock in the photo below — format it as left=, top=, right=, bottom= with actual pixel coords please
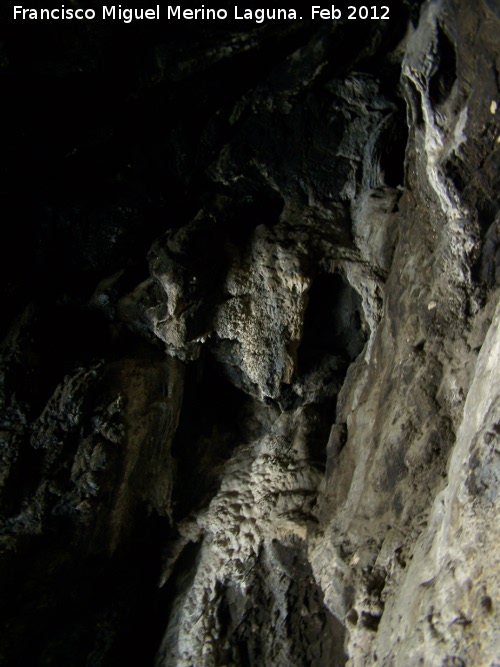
left=170, top=351, right=255, bottom=520
left=379, top=112, right=408, bottom=188
left=429, top=26, right=457, bottom=106
left=405, top=78, right=424, bottom=127
left=298, top=273, right=367, bottom=376
left=223, top=185, right=285, bottom=245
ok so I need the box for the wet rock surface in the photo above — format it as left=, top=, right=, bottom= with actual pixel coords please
left=1, top=1, right=500, bottom=665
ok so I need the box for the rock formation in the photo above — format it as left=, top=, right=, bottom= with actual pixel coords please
left=1, top=1, right=499, bottom=665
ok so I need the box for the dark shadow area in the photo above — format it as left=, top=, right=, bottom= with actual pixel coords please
left=380, top=113, right=408, bottom=188
left=223, top=184, right=285, bottom=246
left=107, top=536, right=203, bottom=667
left=405, top=79, right=424, bottom=127
left=298, top=273, right=367, bottom=375
left=171, top=351, right=251, bottom=520
left=0, top=513, right=172, bottom=667
left=429, top=26, right=457, bottom=106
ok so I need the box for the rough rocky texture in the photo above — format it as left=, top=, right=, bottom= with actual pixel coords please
left=1, top=1, right=500, bottom=665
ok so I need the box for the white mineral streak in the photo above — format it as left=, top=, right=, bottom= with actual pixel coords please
left=402, top=0, right=464, bottom=222
left=402, top=2, right=475, bottom=309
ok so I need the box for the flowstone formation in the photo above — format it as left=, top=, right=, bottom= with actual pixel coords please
left=1, top=1, right=499, bottom=665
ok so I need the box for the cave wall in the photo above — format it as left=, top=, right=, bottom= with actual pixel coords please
left=1, top=1, right=499, bottom=665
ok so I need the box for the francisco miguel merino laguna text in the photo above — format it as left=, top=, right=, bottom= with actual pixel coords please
left=13, top=5, right=390, bottom=23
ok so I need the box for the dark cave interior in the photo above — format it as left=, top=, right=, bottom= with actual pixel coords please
left=2, top=1, right=500, bottom=665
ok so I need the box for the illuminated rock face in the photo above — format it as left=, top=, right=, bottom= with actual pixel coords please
left=1, top=1, right=500, bottom=665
